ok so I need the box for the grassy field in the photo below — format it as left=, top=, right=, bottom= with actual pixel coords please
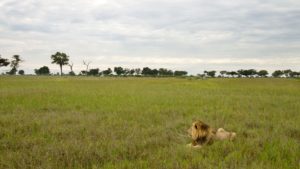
left=0, top=76, right=299, bottom=169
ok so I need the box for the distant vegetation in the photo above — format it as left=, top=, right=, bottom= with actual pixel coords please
left=1, top=53, right=300, bottom=78
left=34, top=66, right=50, bottom=75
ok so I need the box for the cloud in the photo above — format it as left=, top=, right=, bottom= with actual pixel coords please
left=0, top=0, right=299, bottom=74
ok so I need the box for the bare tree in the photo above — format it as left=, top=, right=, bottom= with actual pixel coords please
left=68, top=62, right=76, bottom=75
left=83, top=60, right=91, bottom=74
left=68, top=62, right=74, bottom=72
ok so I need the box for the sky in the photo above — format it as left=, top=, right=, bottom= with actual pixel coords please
left=0, top=0, right=299, bottom=74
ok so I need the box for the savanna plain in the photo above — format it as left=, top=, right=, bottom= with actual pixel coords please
left=0, top=76, right=299, bottom=169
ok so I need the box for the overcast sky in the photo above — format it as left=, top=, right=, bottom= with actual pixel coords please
left=0, top=0, right=299, bottom=74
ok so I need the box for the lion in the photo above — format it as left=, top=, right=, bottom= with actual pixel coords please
left=187, top=120, right=236, bottom=148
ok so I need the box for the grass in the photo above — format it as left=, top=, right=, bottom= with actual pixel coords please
left=0, top=76, right=299, bottom=169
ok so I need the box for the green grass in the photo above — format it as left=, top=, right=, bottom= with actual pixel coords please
left=0, top=76, right=299, bottom=169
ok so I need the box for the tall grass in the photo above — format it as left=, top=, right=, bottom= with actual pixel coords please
left=0, top=76, right=299, bottom=169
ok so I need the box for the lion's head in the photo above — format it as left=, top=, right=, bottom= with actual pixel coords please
left=188, top=120, right=215, bottom=146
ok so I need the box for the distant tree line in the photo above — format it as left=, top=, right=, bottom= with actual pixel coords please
left=76, top=67, right=188, bottom=77
left=1, top=52, right=299, bottom=78
left=198, top=69, right=300, bottom=78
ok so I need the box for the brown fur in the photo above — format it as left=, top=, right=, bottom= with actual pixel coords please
left=214, top=128, right=236, bottom=141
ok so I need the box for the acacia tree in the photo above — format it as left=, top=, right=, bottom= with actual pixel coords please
left=51, top=52, right=69, bottom=76
left=8, top=55, right=22, bottom=75
left=174, top=70, right=187, bottom=76
left=220, top=70, right=227, bottom=77
left=257, top=70, right=268, bottom=77
left=102, top=68, right=112, bottom=76
left=226, top=71, right=237, bottom=77
left=272, top=70, right=284, bottom=77
left=0, top=55, right=10, bottom=67
left=204, top=70, right=216, bottom=78
left=114, top=66, right=125, bottom=76
left=283, top=69, right=292, bottom=78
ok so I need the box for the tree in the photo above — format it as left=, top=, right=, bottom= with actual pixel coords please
left=257, top=70, right=268, bottom=77
left=18, top=70, right=25, bottom=75
left=0, top=56, right=10, bottom=67
left=7, top=68, right=17, bottom=75
left=8, top=55, right=22, bottom=75
left=35, top=66, right=50, bottom=75
left=290, top=71, right=299, bottom=78
left=135, top=68, right=141, bottom=75
left=272, top=70, right=284, bottom=77
left=248, top=69, right=257, bottom=77
left=141, top=67, right=159, bottom=76
left=237, top=69, right=245, bottom=77
left=152, top=69, right=159, bottom=76
left=83, top=60, right=91, bottom=75
left=159, top=68, right=173, bottom=76
left=237, top=69, right=256, bottom=77
left=237, top=69, right=252, bottom=77
left=208, top=71, right=216, bottom=77
left=204, top=70, right=216, bottom=78
left=69, top=71, right=76, bottom=76
left=88, top=68, right=99, bottom=76
left=124, top=68, right=131, bottom=76
left=237, top=69, right=246, bottom=77
left=226, top=71, right=237, bottom=77
left=197, top=74, right=205, bottom=78
left=142, top=67, right=152, bottom=76
left=220, top=71, right=227, bottom=77
left=129, top=69, right=135, bottom=75
left=283, top=69, right=292, bottom=78
left=80, top=70, right=87, bottom=76
left=68, top=62, right=75, bottom=75
left=174, top=70, right=188, bottom=76
left=68, top=62, right=74, bottom=71
left=102, top=68, right=112, bottom=76
left=51, top=52, right=69, bottom=76
left=114, top=67, right=125, bottom=76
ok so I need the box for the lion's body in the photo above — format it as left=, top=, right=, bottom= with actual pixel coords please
left=214, top=128, right=236, bottom=141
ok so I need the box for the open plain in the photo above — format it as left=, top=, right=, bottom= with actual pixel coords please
left=0, top=76, right=299, bottom=169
